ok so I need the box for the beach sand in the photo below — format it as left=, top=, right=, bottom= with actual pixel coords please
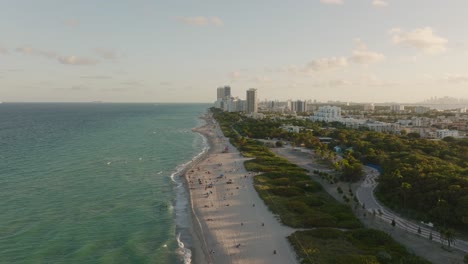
left=187, top=113, right=298, bottom=264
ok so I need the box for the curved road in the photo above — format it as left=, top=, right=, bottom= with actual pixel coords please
left=270, top=145, right=468, bottom=254
left=356, top=166, right=468, bottom=253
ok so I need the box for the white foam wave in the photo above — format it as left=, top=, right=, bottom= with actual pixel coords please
left=168, top=132, right=210, bottom=188
left=176, top=232, right=192, bottom=264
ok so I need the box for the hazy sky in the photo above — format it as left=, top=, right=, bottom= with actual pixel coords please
left=1, top=0, right=468, bottom=103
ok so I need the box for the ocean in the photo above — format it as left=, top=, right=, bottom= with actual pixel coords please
left=0, top=103, right=210, bottom=264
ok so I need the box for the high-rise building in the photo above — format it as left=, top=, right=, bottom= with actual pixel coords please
left=217, top=87, right=225, bottom=100
left=224, top=86, right=231, bottom=98
left=246, top=88, right=258, bottom=114
left=291, top=100, right=307, bottom=113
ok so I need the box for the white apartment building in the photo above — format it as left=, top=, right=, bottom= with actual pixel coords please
left=436, top=129, right=459, bottom=139
left=390, top=104, right=405, bottom=112
left=310, top=106, right=342, bottom=122
left=366, top=122, right=401, bottom=133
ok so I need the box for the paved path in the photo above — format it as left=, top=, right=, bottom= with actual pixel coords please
left=272, top=145, right=468, bottom=254
left=356, top=166, right=468, bottom=253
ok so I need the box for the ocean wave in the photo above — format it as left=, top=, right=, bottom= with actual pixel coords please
left=176, top=232, right=192, bottom=264
left=169, top=133, right=210, bottom=188
left=171, top=121, right=210, bottom=264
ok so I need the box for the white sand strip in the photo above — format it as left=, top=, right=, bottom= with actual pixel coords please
left=188, top=114, right=298, bottom=264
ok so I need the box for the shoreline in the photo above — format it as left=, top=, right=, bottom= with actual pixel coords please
left=185, top=111, right=298, bottom=264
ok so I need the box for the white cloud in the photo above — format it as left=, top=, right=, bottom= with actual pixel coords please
left=253, top=76, right=271, bottom=83
left=210, top=17, right=224, bottom=27
left=58, top=56, right=98, bottom=65
left=229, top=71, right=242, bottom=79
left=176, top=16, right=224, bottom=27
left=442, top=74, right=468, bottom=84
left=329, top=79, right=353, bottom=86
left=16, top=46, right=57, bottom=59
left=95, top=48, right=117, bottom=60
left=349, top=39, right=385, bottom=64
left=307, top=57, right=348, bottom=71
left=320, top=0, right=344, bottom=5
left=372, top=0, right=388, bottom=7
left=389, top=27, right=448, bottom=54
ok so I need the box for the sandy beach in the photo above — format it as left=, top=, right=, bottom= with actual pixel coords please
left=187, top=113, right=298, bottom=264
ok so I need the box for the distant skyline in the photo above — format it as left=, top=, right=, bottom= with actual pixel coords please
left=1, top=0, right=468, bottom=103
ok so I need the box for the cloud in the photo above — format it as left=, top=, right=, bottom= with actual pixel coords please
left=95, top=48, right=117, bottom=60
left=254, top=76, right=271, bottom=83
left=64, top=19, right=80, bottom=27
left=372, top=0, right=388, bottom=7
left=16, top=46, right=100, bottom=66
left=160, top=82, right=171, bottom=86
left=357, top=74, right=397, bottom=87
left=58, top=55, right=98, bottom=65
left=442, top=74, right=468, bottom=84
left=176, top=16, right=224, bottom=27
left=71, top=85, right=89, bottom=91
left=307, top=57, right=348, bottom=71
left=0, top=46, right=8, bottom=54
left=329, top=79, right=353, bottom=86
left=229, top=71, right=242, bottom=80
left=389, top=27, right=448, bottom=54
left=349, top=39, right=385, bottom=64
left=320, top=0, right=344, bottom=5
left=120, top=80, right=144, bottom=86
left=16, top=46, right=58, bottom=59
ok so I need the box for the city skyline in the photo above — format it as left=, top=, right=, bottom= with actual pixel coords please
left=2, top=1, right=468, bottom=103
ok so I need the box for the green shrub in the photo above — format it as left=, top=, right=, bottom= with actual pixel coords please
left=287, top=200, right=308, bottom=214
left=270, top=186, right=303, bottom=197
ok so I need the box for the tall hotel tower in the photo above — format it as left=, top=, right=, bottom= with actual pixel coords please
left=246, top=88, right=258, bottom=114
left=217, top=86, right=231, bottom=99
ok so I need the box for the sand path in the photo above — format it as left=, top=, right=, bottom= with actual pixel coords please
left=188, top=115, right=298, bottom=264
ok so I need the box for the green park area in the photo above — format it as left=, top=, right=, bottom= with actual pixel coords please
left=212, top=108, right=431, bottom=264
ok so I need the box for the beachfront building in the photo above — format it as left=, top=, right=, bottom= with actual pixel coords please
left=223, top=97, right=246, bottom=112
left=216, top=86, right=231, bottom=100
left=214, top=86, right=247, bottom=113
left=246, top=88, right=258, bottom=114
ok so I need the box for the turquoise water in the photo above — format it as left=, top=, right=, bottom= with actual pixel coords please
left=0, top=103, right=209, bottom=264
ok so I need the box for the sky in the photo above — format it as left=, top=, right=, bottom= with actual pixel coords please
left=1, top=0, right=468, bottom=103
